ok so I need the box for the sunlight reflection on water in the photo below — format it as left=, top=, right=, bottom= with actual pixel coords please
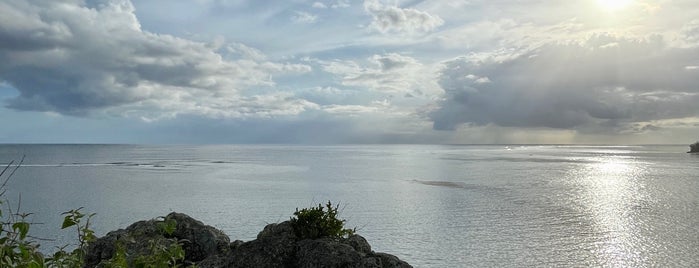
left=573, top=155, right=649, bottom=266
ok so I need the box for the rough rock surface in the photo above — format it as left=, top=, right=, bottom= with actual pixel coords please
left=84, top=212, right=230, bottom=267
left=86, top=213, right=412, bottom=268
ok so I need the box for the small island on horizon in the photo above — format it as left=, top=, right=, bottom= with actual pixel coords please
left=688, top=142, right=699, bottom=153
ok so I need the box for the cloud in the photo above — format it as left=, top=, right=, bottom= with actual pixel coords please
left=294, top=86, right=364, bottom=106
left=363, top=0, right=444, bottom=34
left=430, top=34, right=699, bottom=132
left=291, top=11, right=318, bottom=24
left=312, top=2, right=327, bottom=9
left=0, top=0, right=312, bottom=119
left=330, top=0, right=350, bottom=9
left=310, top=0, right=349, bottom=9
left=681, top=19, right=699, bottom=45
left=319, top=53, right=438, bottom=97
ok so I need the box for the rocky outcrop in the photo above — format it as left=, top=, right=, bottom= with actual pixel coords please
left=84, top=212, right=231, bottom=267
left=85, top=213, right=412, bottom=268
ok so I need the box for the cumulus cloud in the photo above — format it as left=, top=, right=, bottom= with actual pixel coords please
left=0, top=0, right=312, bottom=119
left=320, top=53, right=438, bottom=96
left=430, top=34, right=699, bottom=132
left=364, top=0, right=444, bottom=34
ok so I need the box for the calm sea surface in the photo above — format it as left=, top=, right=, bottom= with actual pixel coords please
left=0, top=144, right=697, bottom=267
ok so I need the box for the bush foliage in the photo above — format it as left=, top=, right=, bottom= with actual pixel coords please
left=290, top=201, right=355, bottom=240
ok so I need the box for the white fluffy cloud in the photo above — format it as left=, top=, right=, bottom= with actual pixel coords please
left=364, top=0, right=444, bottom=34
left=0, top=0, right=313, bottom=119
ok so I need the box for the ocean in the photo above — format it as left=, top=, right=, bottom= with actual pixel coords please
left=0, top=144, right=697, bottom=267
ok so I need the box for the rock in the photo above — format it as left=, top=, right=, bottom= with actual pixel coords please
left=218, top=221, right=412, bottom=268
left=84, top=228, right=127, bottom=267
left=85, top=212, right=230, bottom=267
left=164, top=212, right=230, bottom=262
left=85, top=213, right=412, bottom=268
left=84, top=220, right=175, bottom=268
left=366, top=252, right=413, bottom=268
left=345, top=234, right=372, bottom=254
left=224, top=222, right=298, bottom=267
left=295, top=238, right=363, bottom=267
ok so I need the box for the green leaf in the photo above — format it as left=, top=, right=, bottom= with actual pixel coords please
left=19, top=243, right=30, bottom=257
left=158, top=218, right=177, bottom=236
left=12, top=222, right=30, bottom=240
left=61, top=217, right=77, bottom=229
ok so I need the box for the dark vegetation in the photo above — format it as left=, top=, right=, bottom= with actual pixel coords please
left=290, top=201, right=355, bottom=240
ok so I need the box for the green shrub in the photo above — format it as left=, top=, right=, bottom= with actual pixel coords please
left=133, top=239, right=187, bottom=268
left=290, top=201, right=355, bottom=240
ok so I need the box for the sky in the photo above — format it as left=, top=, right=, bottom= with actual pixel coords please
left=1, top=0, right=699, bottom=144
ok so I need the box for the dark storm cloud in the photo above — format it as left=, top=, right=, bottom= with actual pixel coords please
left=430, top=34, right=699, bottom=131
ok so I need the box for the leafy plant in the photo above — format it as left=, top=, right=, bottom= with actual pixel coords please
left=133, top=239, right=187, bottom=268
left=45, top=207, right=97, bottom=267
left=290, top=201, right=355, bottom=240
left=157, top=218, right=177, bottom=236
left=0, top=157, right=46, bottom=268
left=0, top=159, right=97, bottom=268
left=100, top=242, right=128, bottom=268
left=63, top=208, right=97, bottom=248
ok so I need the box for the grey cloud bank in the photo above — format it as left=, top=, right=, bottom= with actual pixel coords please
left=431, top=34, right=699, bottom=134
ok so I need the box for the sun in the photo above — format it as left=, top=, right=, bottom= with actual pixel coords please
left=596, top=0, right=634, bottom=12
